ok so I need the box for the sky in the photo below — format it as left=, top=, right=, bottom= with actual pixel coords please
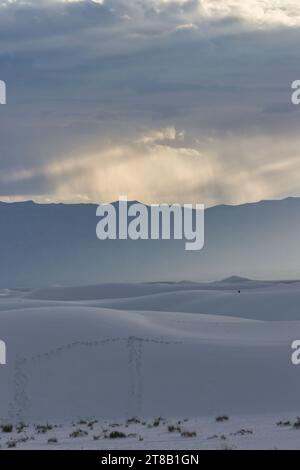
left=1, top=0, right=300, bottom=206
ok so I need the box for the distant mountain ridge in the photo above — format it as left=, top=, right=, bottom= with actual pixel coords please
left=1, top=197, right=300, bottom=288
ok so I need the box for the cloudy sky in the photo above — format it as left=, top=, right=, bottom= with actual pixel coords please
left=1, top=0, right=300, bottom=206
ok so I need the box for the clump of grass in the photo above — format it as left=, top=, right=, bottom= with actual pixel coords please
left=153, top=417, right=164, bottom=427
left=276, top=421, right=291, bottom=427
left=232, top=429, right=253, bottom=436
left=6, top=435, right=31, bottom=448
left=16, top=422, right=27, bottom=433
left=181, top=431, right=197, bottom=438
left=216, top=415, right=229, bottom=422
left=17, top=436, right=30, bottom=444
left=168, top=424, right=181, bottom=433
left=7, top=440, right=16, bottom=448
left=108, top=431, right=127, bottom=439
left=293, top=418, right=300, bottom=429
left=88, top=420, right=98, bottom=429
left=1, top=424, right=13, bottom=433
left=127, top=417, right=140, bottom=425
left=69, top=428, right=88, bottom=438
left=48, top=437, right=58, bottom=444
left=35, top=423, right=53, bottom=434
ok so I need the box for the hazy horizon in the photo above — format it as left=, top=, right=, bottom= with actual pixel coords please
left=1, top=194, right=299, bottom=210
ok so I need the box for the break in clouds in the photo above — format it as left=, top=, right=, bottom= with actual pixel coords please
left=1, top=0, right=300, bottom=206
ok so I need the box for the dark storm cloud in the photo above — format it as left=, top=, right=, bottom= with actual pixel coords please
left=1, top=0, right=300, bottom=205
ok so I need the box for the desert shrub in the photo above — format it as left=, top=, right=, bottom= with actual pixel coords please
left=35, top=423, right=53, bottom=434
left=181, top=431, right=197, bottom=438
left=7, top=440, right=16, bottom=448
left=69, top=428, right=88, bottom=438
left=127, top=417, right=140, bottom=425
left=153, top=417, right=163, bottom=427
left=168, top=425, right=181, bottom=433
left=1, top=424, right=13, bottom=433
left=293, top=418, right=300, bottom=429
left=276, top=421, right=291, bottom=427
left=232, top=429, right=253, bottom=436
left=108, top=431, right=127, bottom=439
left=48, top=437, right=58, bottom=444
left=216, top=415, right=229, bottom=422
left=16, top=422, right=27, bottom=433
left=16, top=436, right=30, bottom=444
left=88, top=420, right=98, bottom=429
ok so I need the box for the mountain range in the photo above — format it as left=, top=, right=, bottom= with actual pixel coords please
left=0, top=197, right=300, bottom=288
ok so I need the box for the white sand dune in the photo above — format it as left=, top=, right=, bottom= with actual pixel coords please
left=86, top=287, right=300, bottom=321
left=26, top=279, right=300, bottom=321
left=0, top=280, right=299, bottom=448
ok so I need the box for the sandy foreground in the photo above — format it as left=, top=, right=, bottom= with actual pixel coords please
left=1, top=279, right=300, bottom=449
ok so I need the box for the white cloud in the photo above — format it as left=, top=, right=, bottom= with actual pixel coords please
left=4, top=127, right=300, bottom=208
left=2, top=0, right=300, bottom=27
left=1, top=0, right=300, bottom=206
left=198, top=0, right=300, bottom=26
left=136, top=127, right=180, bottom=144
